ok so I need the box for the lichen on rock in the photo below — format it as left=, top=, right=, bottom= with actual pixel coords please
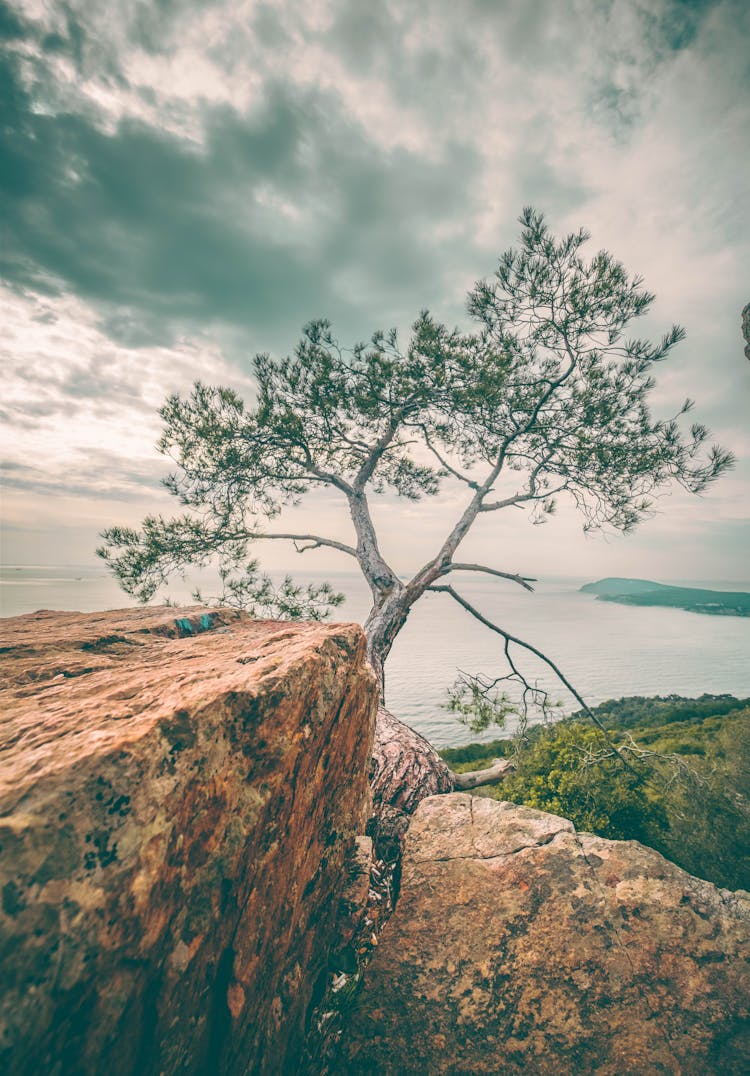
left=0, top=606, right=378, bottom=1075
left=338, top=793, right=750, bottom=1075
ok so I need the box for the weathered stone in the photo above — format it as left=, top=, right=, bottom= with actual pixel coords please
left=337, top=835, right=374, bottom=947
left=743, top=301, right=750, bottom=360
left=338, top=793, right=750, bottom=1075
left=0, top=606, right=378, bottom=1075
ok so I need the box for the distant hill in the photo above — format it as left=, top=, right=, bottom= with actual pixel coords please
left=580, top=578, right=750, bottom=617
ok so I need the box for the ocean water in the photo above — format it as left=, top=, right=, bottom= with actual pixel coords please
left=2, top=564, right=749, bottom=749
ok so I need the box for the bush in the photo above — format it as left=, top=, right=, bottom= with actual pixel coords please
left=440, top=738, right=513, bottom=768
left=444, top=700, right=750, bottom=892
left=479, top=722, right=669, bottom=845
left=656, top=712, right=750, bottom=891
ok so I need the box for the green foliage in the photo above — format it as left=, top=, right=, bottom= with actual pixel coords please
left=604, top=590, right=750, bottom=616
left=444, top=696, right=750, bottom=891
left=489, top=721, right=668, bottom=844
left=467, top=207, right=732, bottom=532
left=193, top=561, right=344, bottom=620
left=97, top=515, right=248, bottom=604
left=582, top=577, right=750, bottom=617
left=574, top=693, right=750, bottom=731
left=98, top=209, right=732, bottom=619
left=445, top=665, right=565, bottom=732
left=582, top=576, right=750, bottom=610
left=444, top=678, right=519, bottom=733
left=657, top=711, right=750, bottom=891
left=593, top=697, right=750, bottom=889
left=440, top=738, right=514, bottom=768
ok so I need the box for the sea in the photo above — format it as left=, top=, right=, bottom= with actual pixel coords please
left=2, top=563, right=749, bottom=749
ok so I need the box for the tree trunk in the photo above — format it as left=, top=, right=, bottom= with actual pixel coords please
left=368, top=706, right=454, bottom=861
left=451, top=758, right=515, bottom=790
left=371, top=705, right=454, bottom=814
left=364, top=589, right=511, bottom=857
left=363, top=591, right=411, bottom=700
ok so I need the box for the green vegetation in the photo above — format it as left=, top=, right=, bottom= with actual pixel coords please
left=441, top=695, right=750, bottom=891
left=98, top=210, right=732, bottom=701
left=441, top=738, right=515, bottom=767
left=576, top=692, right=749, bottom=733
left=581, top=578, right=750, bottom=617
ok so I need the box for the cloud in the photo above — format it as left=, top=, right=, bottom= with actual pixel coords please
left=1, top=0, right=748, bottom=575
left=0, top=283, right=256, bottom=505
left=1, top=454, right=166, bottom=500
left=1, top=33, right=482, bottom=347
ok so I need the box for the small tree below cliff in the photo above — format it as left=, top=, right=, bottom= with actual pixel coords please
left=99, top=209, right=732, bottom=717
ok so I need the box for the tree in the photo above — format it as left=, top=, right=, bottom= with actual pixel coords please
left=99, top=208, right=732, bottom=730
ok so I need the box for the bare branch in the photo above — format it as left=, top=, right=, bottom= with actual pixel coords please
left=354, top=410, right=410, bottom=490
left=250, top=532, right=358, bottom=558
left=480, top=482, right=569, bottom=512
left=479, top=456, right=567, bottom=513
left=409, top=449, right=509, bottom=587
left=439, top=563, right=536, bottom=592
left=417, top=426, right=480, bottom=489
left=451, top=758, right=515, bottom=790
left=429, top=583, right=629, bottom=750
left=576, top=734, right=707, bottom=791
left=478, top=491, right=535, bottom=512
left=302, top=459, right=356, bottom=496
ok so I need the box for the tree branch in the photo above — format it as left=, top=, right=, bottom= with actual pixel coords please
left=478, top=491, right=535, bottom=512
left=480, top=481, right=569, bottom=512
left=451, top=758, right=515, bottom=790
left=250, top=532, right=358, bottom=558
left=417, top=426, right=480, bottom=489
left=409, top=449, right=508, bottom=588
left=439, top=563, right=536, bottom=592
left=429, top=583, right=638, bottom=768
left=304, top=461, right=355, bottom=495
left=354, top=411, right=409, bottom=490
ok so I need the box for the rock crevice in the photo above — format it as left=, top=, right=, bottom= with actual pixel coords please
left=338, top=793, right=750, bottom=1075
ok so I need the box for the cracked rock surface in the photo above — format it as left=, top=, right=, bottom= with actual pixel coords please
left=0, top=606, right=377, bottom=1075
left=337, top=793, right=750, bottom=1075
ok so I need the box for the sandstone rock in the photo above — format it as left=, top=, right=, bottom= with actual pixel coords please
left=0, top=606, right=378, bottom=1075
left=338, top=793, right=750, bottom=1075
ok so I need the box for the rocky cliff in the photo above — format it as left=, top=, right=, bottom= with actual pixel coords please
left=338, top=793, right=750, bottom=1075
left=0, top=607, right=378, bottom=1075
left=4, top=608, right=750, bottom=1075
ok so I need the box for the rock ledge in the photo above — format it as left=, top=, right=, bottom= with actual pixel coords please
left=339, top=793, right=750, bottom=1075
left=1, top=606, right=378, bottom=1075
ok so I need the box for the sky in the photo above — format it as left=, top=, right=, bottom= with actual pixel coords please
left=1, top=0, right=749, bottom=586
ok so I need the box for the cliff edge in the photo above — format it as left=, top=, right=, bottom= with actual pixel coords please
left=338, top=793, right=750, bottom=1074
left=0, top=606, right=378, bottom=1075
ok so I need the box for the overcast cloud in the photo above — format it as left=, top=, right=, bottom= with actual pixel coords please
left=1, top=0, right=748, bottom=581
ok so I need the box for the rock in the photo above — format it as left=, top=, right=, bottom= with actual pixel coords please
left=743, top=301, right=750, bottom=360
left=0, top=606, right=378, bottom=1076
left=337, top=836, right=374, bottom=948
left=338, top=794, right=750, bottom=1075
